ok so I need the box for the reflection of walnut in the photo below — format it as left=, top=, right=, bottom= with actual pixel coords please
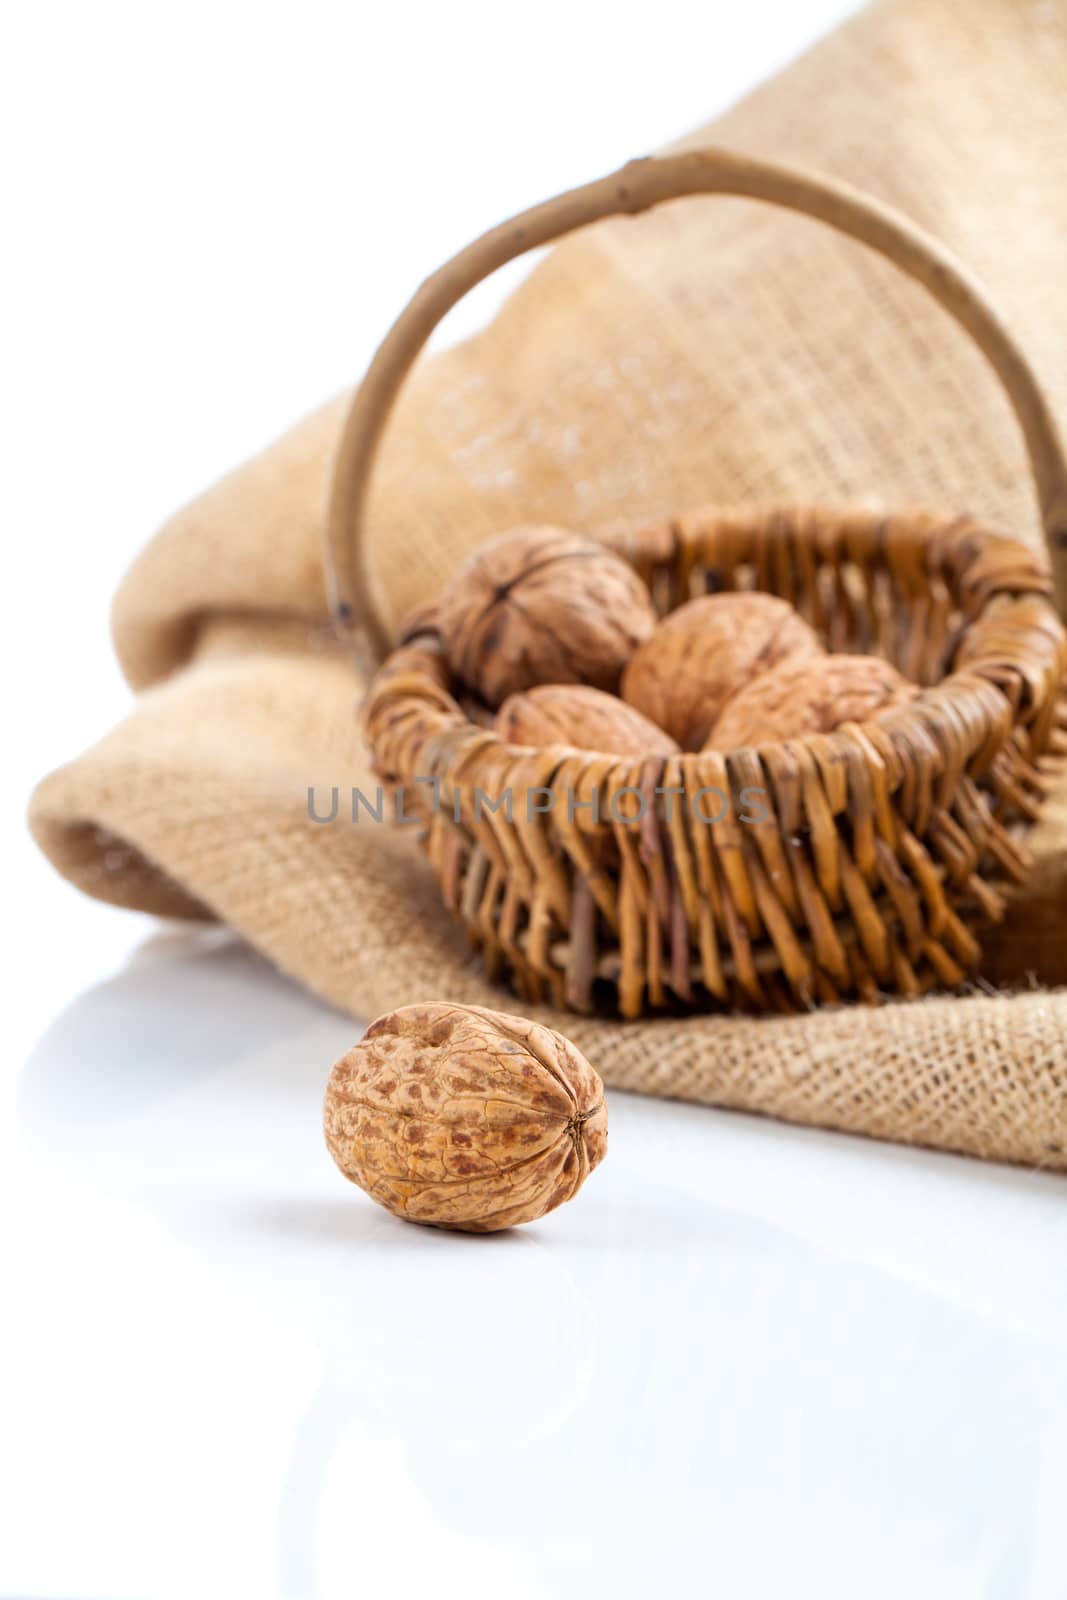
left=324, top=1003, right=608, bottom=1232
left=622, top=593, right=823, bottom=750
left=437, top=525, right=658, bottom=707
left=496, top=683, right=678, bottom=757
left=708, top=653, right=919, bottom=749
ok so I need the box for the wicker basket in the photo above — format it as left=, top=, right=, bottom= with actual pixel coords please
left=326, top=150, right=1067, bottom=1018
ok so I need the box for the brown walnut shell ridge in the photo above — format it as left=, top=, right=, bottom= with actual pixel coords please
left=622, top=592, right=824, bottom=750
left=436, top=525, right=658, bottom=707
left=707, top=652, right=919, bottom=749
left=324, top=1002, right=608, bottom=1232
left=496, top=683, right=679, bottom=758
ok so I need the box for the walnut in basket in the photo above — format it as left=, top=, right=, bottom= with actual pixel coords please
left=496, top=683, right=679, bottom=757
left=436, top=525, right=658, bottom=706
left=324, top=1003, right=608, bottom=1232
left=622, top=592, right=823, bottom=750
left=707, top=652, right=919, bottom=749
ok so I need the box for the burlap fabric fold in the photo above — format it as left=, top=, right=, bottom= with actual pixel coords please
left=30, top=0, right=1067, bottom=1170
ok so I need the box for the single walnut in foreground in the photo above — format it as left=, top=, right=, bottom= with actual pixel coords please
left=437, top=525, right=658, bottom=707
left=496, top=683, right=679, bottom=758
left=708, top=652, right=919, bottom=749
left=622, top=592, right=823, bottom=750
left=324, top=1003, right=608, bottom=1232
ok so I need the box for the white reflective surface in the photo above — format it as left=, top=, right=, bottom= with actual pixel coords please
left=3, top=927, right=1066, bottom=1599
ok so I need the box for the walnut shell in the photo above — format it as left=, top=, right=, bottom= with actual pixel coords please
left=622, top=593, right=823, bottom=750
left=437, top=525, right=658, bottom=707
left=324, top=1003, right=608, bottom=1232
left=496, top=683, right=679, bottom=757
left=707, top=653, right=919, bottom=749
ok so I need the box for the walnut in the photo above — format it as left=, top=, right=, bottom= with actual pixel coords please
left=496, top=683, right=678, bottom=757
left=707, top=652, right=919, bottom=749
left=436, top=525, right=658, bottom=707
left=622, top=593, right=823, bottom=750
left=323, top=1003, right=608, bottom=1232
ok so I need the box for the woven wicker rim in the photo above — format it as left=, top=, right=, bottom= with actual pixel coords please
left=360, top=500, right=1065, bottom=1012
left=326, top=147, right=1067, bottom=657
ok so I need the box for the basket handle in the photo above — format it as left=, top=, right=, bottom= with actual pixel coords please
left=327, top=148, right=1067, bottom=662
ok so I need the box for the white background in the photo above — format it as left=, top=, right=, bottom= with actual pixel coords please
left=4, top=2, right=1067, bottom=1597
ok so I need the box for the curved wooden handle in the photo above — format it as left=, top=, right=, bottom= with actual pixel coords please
left=327, top=148, right=1067, bottom=661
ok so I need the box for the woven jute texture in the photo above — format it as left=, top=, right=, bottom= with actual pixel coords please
left=30, top=0, right=1067, bottom=1170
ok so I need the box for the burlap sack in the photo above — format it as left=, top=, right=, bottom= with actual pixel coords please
left=29, top=0, right=1067, bottom=1170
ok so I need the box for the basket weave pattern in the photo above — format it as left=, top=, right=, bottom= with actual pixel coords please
left=330, top=150, right=1067, bottom=1019
left=363, top=505, right=1066, bottom=1017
